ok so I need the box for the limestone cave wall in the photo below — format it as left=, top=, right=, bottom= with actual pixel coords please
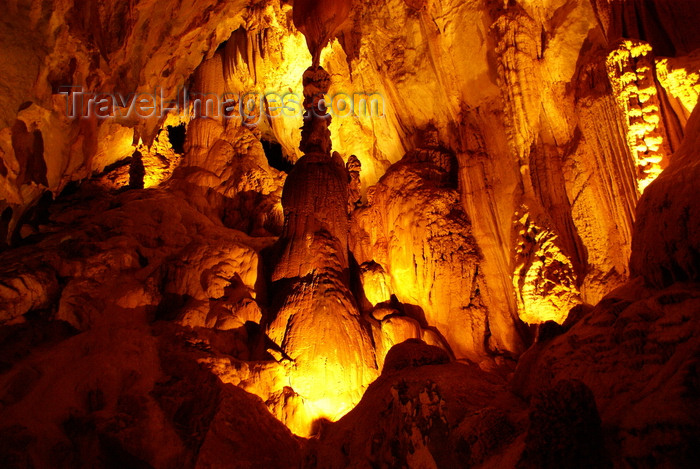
left=0, top=0, right=698, bottom=467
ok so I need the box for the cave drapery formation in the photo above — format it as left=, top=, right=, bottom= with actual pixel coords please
left=0, top=0, right=699, bottom=467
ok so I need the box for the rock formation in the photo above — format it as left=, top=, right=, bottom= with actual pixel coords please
left=350, top=129, right=521, bottom=362
left=267, top=62, right=378, bottom=435
left=0, top=0, right=699, bottom=467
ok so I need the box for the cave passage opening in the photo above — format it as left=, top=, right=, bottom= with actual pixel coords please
left=261, top=138, right=294, bottom=173
left=167, top=124, right=187, bottom=154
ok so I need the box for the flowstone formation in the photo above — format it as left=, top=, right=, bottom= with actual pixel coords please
left=350, top=128, right=522, bottom=363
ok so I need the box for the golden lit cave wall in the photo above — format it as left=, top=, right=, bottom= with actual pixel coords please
left=207, top=0, right=589, bottom=333
left=1, top=0, right=698, bottom=310
left=2, top=0, right=689, bottom=320
left=2, top=0, right=700, bottom=439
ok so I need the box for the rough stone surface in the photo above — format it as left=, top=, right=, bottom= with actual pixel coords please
left=0, top=0, right=699, bottom=467
left=631, top=105, right=700, bottom=288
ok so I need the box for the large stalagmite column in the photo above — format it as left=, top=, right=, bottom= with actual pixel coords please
left=267, top=0, right=377, bottom=437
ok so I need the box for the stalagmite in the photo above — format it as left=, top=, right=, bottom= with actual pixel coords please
left=127, top=150, right=145, bottom=189
left=266, top=2, right=377, bottom=435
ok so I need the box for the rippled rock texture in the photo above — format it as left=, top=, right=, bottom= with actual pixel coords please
left=1, top=0, right=699, bottom=467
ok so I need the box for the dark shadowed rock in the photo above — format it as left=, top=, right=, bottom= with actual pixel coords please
left=382, top=339, right=450, bottom=374
left=518, top=379, right=610, bottom=469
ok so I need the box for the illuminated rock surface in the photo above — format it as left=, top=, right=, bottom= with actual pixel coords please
left=350, top=137, right=519, bottom=361
left=0, top=0, right=699, bottom=467
left=267, top=65, right=378, bottom=436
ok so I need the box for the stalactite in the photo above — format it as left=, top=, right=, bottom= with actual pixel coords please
left=606, top=39, right=672, bottom=192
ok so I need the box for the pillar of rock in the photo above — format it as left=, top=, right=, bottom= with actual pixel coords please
left=272, top=66, right=347, bottom=279
left=267, top=46, right=377, bottom=436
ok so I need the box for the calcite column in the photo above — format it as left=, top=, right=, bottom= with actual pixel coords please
left=267, top=62, right=377, bottom=435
